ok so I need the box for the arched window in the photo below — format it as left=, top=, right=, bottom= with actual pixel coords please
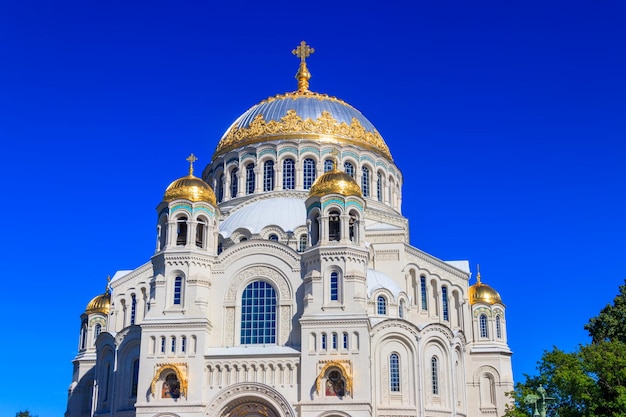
left=160, top=336, right=166, bottom=353
left=94, top=323, right=102, bottom=341
left=431, top=356, right=439, bottom=395
left=330, top=272, right=339, bottom=301
left=196, top=218, right=207, bottom=248
left=390, top=353, right=400, bottom=392
left=240, top=281, right=277, bottom=344
left=176, top=216, right=188, bottom=246
left=399, top=300, right=405, bottom=318
left=442, top=285, right=449, bottom=321
left=361, top=166, right=370, bottom=197
left=158, top=217, right=167, bottom=250
left=480, top=314, right=489, bottom=338
left=324, top=159, right=334, bottom=172
left=321, top=333, right=327, bottom=350
left=268, top=234, right=278, bottom=242
left=170, top=336, right=176, bottom=353
left=303, top=158, right=316, bottom=189
left=420, top=276, right=428, bottom=311
left=216, top=173, right=224, bottom=203
left=282, top=158, right=295, bottom=190
left=246, top=163, right=255, bottom=194
left=332, top=333, right=338, bottom=350
left=130, top=293, right=137, bottom=325
left=162, top=373, right=180, bottom=399
left=344, top=161, right=354, bottom=178
left=377, top=172, right=383, bottom=202
left=298, top=234, right=307, bottom=252
left=131, top=359, right=139, bottom=397
left=377, top=296, right=387, bottom=315
left=80, top=320, right=87, bottom=350
left=173, top=276, right=183, bottom=305
left=230, top=167, right=238, bottom=198
left=263, top=160, right=275, bottom=192
left=342, top=332, right=349, bottom=349
left=349, top=214, right=357, bottom=242
left=496, top=315, right=502, bottom=339
left=181, top=336, right=187, bottom=353
left=328, top=210, right=340, bottom=241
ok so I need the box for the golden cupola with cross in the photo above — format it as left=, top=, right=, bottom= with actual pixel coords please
left=212, top=41, right=393, bottom=161
left=163, top=154, right=217, bottom=205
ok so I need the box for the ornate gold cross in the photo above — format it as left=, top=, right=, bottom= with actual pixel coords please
left=186, top=153, right=198, bottom=176
left=292, top=40, right=315, bottom=63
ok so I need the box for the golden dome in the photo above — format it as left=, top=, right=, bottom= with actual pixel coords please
left=469, top=271, right=503, bottom=305
left=212, top=42, right=392, bottom=161
left=163, top=154, right=217, bottom=205
left=309, top=167, right=362, bottom=198
left=86, top=292, right=111, bottom=315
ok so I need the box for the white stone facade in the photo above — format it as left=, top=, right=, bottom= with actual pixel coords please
left=66, top=62, right=513, bottom=417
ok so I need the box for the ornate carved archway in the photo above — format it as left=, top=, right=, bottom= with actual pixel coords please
left=205, top=382, right=294, bottom=417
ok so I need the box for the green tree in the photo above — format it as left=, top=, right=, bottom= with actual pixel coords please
left=16, top=411, right=37, bottom=417
left=505, top=279, right=626, bottom=417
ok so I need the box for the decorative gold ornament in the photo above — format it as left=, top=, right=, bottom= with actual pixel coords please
left=215, top=109, right=391, bottom=160
left=150, top=363, right=188, bottom=398
left=292, top=40, right=314, bottom=92
left=315, top=360, right=353, bottom=395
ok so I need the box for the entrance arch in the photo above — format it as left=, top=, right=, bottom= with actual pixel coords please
left=205, top=382, right=295, bottom=417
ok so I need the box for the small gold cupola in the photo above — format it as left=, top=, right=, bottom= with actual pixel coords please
left=163, top=154, right=217, bottom=205
left=309, top=150, right=362, bottom=198
left=85, top=276, right=111, bottom=315
left=469, top=265, right=503, bottom=305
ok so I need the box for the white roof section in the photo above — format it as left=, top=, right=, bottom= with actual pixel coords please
left=444, top=260, right=470, bottom=274
left=365, top=221, right=403, bottom=231
left=367, top=268, right=402, bottom=298
left=110, top=270, right=133, bottom=282
left=220, top=197, right=307, bottom=238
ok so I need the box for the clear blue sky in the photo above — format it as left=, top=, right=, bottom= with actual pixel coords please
left=1, top=1, right=625, bottom=416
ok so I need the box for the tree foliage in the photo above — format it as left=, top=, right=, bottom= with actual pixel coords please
left=16, top=411, right=37, bottom=417
left=505, top=279, right=626, bottom=417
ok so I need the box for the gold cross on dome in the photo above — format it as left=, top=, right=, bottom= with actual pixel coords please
left=186, top=153, right=198, bottom=176
left=292, top=41, right=314, bottom=63
left=329, top=148, right=341, bottom=169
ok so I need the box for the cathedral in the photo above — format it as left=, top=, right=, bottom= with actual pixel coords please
left=66, top=42, right=513, bottom=417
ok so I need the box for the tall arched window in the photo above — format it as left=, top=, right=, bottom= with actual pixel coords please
left=196, top=218, right=207, bottom=248
left=298, top=234, right=307, bottom=252
left=377, top=296, right=387, bottom=315
left=442, top=285, right=449, bottom=321
left=246, top=163, right=255, bottom=194
left=431, top=356, right=439, bottom=395
left=176, top=217, right=188, bottom=246
left=377, top=172, right=383, bottom=202
left=230, top=167, right=238, bottom=198
left=342, top=332, right=349, bottom=349
left=80, top=320, right=87, bottom=350
left=328, top=210, right=340, bottom=241
left=217, top=173, right=224, bottom=203
left=390, top=353, right=400, bottom=392
left=173, top=276, right=183, bottom=305
left=282, top=158, right=295, bottom=190
left=94, top=323, right=102, bottom=341
left=263, top=160, right=275, bottom=192
left=324, top=159, right=334, bottom=172
left=399, top=300, right=405, bottom=318
left=496, top=315, right=502, bottom=339
left=131, top=359, right=139, bottom=397
left=181, top=336, right=187, bottom=353
left=480, top=314, right=489, bottom=338
left=330, top=272, right=339, bottom=301
left=240, top=281, right=277, bottom=344
left=344, top=161, right=354, bottom=178
left=420, top=276, right=428, bottom=311
left=160, top=336, right=166, bottom=353
left=170, top=336, right=176, bottom=353
left=361, top=166, right=370, bottom=197
left=130, top=293, right=137, bottom=325
left=303, top=158, right=316, bottom=189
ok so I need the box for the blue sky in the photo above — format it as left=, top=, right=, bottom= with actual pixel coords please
left=1, top=1, right=625, bottom=416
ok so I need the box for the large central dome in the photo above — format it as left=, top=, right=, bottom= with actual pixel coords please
left=213, top=42, right=392, bottom=161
